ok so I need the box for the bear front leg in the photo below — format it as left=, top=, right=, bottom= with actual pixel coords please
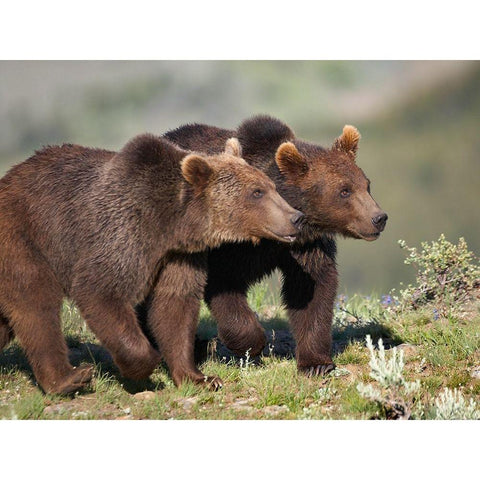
left=147, top=253, right=223, bottom=390
left=205, top=241, right=281, bottom=357
left=280, top=239, right=338, bottom=376
left=207, top=292, right=266, bottom=357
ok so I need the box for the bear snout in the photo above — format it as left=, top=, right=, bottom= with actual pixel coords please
left=372, top=212, right=388, bottom=232
left=290, top=210, right=305, bottom=230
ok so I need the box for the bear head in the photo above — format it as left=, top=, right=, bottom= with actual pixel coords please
left=275, top=125, right=387, bottom=241
left=181, top=138, right=304, bottom=245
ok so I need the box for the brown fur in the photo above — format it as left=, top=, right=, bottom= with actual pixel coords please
left=0, top=134, right=302, bottom=394
left=164, top=116, right=387, bottom=375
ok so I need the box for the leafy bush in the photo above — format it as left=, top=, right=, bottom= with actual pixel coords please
left=396, top=235, right=480, bottom=316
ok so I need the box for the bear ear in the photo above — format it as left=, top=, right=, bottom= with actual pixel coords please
left=332, top=125, right=361, bottom=160
left=181, top=154, right=214, bottom=191
left=275, top=142, right=309, bottom=181
left=224, top=137, right=242, bottom=157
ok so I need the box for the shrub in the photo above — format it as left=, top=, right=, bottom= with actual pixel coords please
left=332, top=293, right=397, bottom=344
left=396, top=234, right=480, bottom=316
left=432, top=387, right=480, bottom=420
left=356, top=335, right=420, bottom=419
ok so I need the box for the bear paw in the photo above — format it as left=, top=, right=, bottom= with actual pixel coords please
left=219, top=323, right=266, bottom=358
left=202, top=375, right=223, bottom=391
left=52, top=365, right=94, bottom=395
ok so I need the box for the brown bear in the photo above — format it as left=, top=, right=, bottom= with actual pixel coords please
left=0, top=133, right=303, bottom=394
left=164, top=115, right=388, bottom=376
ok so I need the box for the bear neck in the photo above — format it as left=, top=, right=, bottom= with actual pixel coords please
left=169, top=185, right=217, bottom=253
left=256, top=155, right=336, bottom=244
left=171, top=185, right=250, bottom=253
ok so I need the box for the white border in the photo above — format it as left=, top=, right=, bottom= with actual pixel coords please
left=1, top=1, right=479, bottom=60
left=1, top=420, right=477, bottom=478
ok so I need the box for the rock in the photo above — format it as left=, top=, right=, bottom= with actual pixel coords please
left=133, top=391, right=157, bottom=401
left=231, top=397, right=256, bottom=411
left=71, top=411, right=88, bottom=418
left=262, top=405, right=289, bottom=416
left=176, top=397, right=198, bottom=411
left=396, top=343, right=419, bottom=356
left=43, top=404, right=65, bottom=415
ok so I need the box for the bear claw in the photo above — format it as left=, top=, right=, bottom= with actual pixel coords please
left=204, top=375, right=223, bottom=391
left=303, top=363, right=336, bottom=378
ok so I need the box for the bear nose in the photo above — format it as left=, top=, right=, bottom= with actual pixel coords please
left=372, top=212, right=388, bottom=231
left=291, top=211, right=305, bottom=229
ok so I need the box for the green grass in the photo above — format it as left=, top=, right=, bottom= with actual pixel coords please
left=334, top=341, right=370, bottom=365
left=0, top=283, right=479, bottom=420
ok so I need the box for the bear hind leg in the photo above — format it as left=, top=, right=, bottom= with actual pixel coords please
left=0, top=243, right=93, bottom=394
left=6, top=296, right=93, bottom=395
left=74, top=294, right=162, bottom=380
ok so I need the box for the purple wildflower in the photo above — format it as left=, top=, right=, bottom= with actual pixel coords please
left=381, top=295, right=393, bottom=307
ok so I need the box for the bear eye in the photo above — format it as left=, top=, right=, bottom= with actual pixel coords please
left=340, top=188, right=351, bottom=198
left=252, top=189, right=264, bottom=199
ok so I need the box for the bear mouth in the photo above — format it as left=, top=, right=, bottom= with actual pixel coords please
left=282, top=234, right=297, bottom=243
left=267, top=230, right=298, bottom=243
left=346, top=227, right=381, bottom=241
left=359, top=231, right=381, bottom=241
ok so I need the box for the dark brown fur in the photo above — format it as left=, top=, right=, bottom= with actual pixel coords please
left=164, top=115, right=387, bottom=375
left=0, top=134, right=301, bottom=394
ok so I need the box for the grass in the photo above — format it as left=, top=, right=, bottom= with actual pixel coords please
left=334, top=341, right=370, bottom=365
left=0, top=281, right=479, bottom=420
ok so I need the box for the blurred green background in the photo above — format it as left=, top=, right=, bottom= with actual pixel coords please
left=0, top=60, right=478, bottom=295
